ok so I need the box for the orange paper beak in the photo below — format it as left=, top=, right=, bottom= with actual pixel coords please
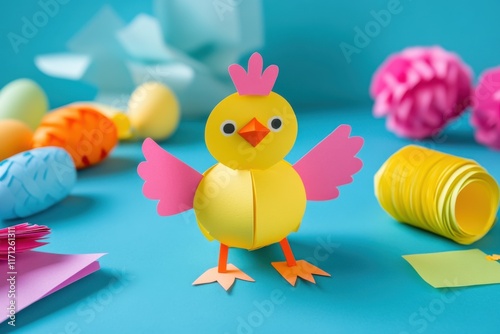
left=238, top=118, right=270, bottom=147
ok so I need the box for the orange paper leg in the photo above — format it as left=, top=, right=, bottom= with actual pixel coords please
left=218, top=244, right=229, bottom=273
left=193, top=244, right=254, bottom=291
left=279, top=238, right=297, bottom=267
left=272, top=238, right=331, bottom=286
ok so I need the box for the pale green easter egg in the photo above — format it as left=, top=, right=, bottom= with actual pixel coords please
left=0, top=79, right=48, bottom=130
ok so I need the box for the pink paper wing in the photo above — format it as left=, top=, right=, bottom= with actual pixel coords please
left=137, top=138, right=203, bottom=216
left=293, top=125, right=364, bottom=201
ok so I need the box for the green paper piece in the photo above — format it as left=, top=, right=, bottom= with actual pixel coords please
left=403, top=249, right=500, bottom=288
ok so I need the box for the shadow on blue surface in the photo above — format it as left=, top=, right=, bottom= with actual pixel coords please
left=77, top=155, right=141, bottom=180
left=1, top=195, right=97, bottom=227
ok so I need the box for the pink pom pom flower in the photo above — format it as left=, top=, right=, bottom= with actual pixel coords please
left=370, top=46, right=473, bottom=139
left=0, top=223, right=50, bottom=260
left=472, top=67, right=500, bottom=149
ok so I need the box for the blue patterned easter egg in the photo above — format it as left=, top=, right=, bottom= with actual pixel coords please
left=0, top=147, right=77, bottom=219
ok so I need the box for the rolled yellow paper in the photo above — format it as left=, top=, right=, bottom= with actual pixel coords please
left=374, top=145, right=499, bottom=244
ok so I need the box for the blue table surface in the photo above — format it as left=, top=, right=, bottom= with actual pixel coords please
left=1, top=107, right=499, bottom=334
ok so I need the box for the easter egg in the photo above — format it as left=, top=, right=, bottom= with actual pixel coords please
left=72, top=102, right=132, bottom=140
left=0, top=79, right=48, bottom=130
left=128, top=82, right=180, bottom=141
left=0, top=147, right=76, bottom=220
left=0, top=119, right=33, bottom=161
left=32, top=106, right=118, bottom=169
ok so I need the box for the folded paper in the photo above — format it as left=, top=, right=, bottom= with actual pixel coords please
left=0, top=251, right=105, bottom=323
left=403, top=249, right=500, bottom=288
left=35, top=2, right=263, bottom=118
left=154, top=0, right=263, bottom=77
left=374, top=145, right=499, bottom=244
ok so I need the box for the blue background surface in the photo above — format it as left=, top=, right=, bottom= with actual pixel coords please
left=1, top=110, right=500, bottom=334
left=1, top=1, right=500, bottom=333
left=3, top=0, right=500, bottom=109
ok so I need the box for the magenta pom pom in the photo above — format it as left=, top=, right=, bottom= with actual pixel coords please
left=370, top=46, right=473, bottom=139
left=472, top=67, right=500, bottom=150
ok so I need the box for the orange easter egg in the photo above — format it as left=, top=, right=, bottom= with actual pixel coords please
left=0, top=119, right=33, bottom=161
left=32, top=106, right=118, bottom=169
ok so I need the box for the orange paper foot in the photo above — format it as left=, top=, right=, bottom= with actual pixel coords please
left=271, top=260, right=330, bottom=286
left=193, top=264, right=255, bottom=291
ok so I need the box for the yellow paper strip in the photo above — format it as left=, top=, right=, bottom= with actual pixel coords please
left=486, top=254, right=500, bottom=261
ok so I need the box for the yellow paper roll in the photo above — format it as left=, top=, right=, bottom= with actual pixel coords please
left=374, top=145, right=499, bottom=244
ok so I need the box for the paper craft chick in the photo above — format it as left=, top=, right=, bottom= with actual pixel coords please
left=138, top=52, right=363, bottom=290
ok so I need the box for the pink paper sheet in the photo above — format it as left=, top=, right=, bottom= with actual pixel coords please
left=0, top=251, right=105, bottom=323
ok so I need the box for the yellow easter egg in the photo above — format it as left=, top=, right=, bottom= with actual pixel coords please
left=0, top=119, right=33, bottom=161
left=127, top=82, right=180, bottom=141
left=0, top=79, right=48, bottom=130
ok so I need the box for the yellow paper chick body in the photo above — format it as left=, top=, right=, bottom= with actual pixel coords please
left=194, top=92, right=306, bottom=249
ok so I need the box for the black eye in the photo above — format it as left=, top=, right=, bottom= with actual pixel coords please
left=220, top=120, right=236, bottom=136
left=268, top=116, right=283, bottom=132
